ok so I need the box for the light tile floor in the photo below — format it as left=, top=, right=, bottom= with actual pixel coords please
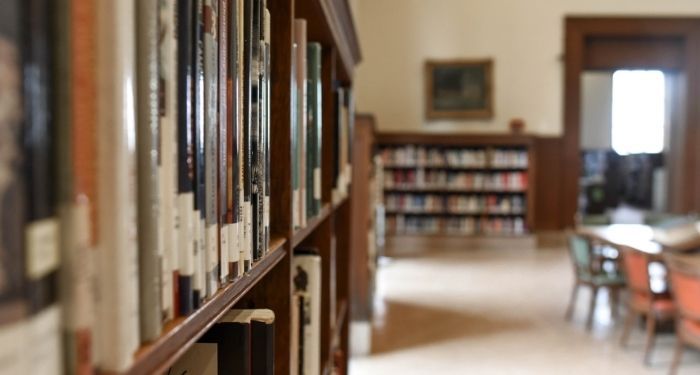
left=350, top=247, right=700, bottom=374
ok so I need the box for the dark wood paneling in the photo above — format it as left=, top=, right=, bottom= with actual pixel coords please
left=584, top=36, right=685, bottom=71
left=532, top=137, right=565, bottom=231
left=377, top=132, right=534, bottom=147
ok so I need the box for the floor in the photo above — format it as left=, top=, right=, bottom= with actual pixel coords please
left=349, top=246, right=700, bottom=375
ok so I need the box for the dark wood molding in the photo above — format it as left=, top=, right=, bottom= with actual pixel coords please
left=377, top=132, right=534, bottom=146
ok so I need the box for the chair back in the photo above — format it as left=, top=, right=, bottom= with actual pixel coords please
left=568, top=234, right=592, bottom=277
left=665, top=254, right=700, bottom=322
left=620, top=247, right=656, bottom=310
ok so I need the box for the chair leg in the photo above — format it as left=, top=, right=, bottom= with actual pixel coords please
left=643, top=314, right=657, bottom=365
left=620, top=308, right=636, bottom=347
left=565, top=284, right=580, bottom=321
left=610, top=288, right=620, bottom=320
left=669, top=338, right=684, bottom=375
left=586, top=286, right=599, bottom=331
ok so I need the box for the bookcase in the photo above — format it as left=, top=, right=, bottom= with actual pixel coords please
left=123, top=2, right=361, bottom=375
left=378, top=133, right=535, bottom=238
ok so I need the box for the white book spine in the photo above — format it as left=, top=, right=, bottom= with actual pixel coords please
left=0, top=319, right=28, bottom=374
left=26, top=305, right=63, bottom=375
left=238, top=190, right=245, bottom=276
left=178, top=193, right=195, bottom=283
left=198, top=217, right=207, bottom=297
left=293, top=255, right=321, bottom=375
left=243, top=203, right=252, bottom=270
left=192, top=210, right=202, bottom=299
left=96, top=0, right=140, bottom=369
left=229, top=222, right=240, bottom=275
left=205, top=224, right=218, bottom=297
left=220, top=225, right=230, bottom=282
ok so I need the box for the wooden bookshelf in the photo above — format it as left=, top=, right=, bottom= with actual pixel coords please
left=378, top=132, right=536, bottom=238
left=117, top=0, right=361, bottom=374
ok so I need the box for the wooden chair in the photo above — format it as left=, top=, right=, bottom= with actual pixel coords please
left=664, top=254, right=700, bottom=375
left=566, top=234, right=626, bottom=330
left=619, top=247, right=675, bottom=365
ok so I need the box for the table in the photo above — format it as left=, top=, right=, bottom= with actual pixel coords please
left=577, top=224, right=662, bottom=255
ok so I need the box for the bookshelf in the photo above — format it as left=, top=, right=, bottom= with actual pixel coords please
left=378, top=133, right=536, bottom=237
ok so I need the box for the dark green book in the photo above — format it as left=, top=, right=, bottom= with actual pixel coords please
left=306, top=42, right=322, bottom=218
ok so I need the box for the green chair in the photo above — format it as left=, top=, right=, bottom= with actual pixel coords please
left=566, top=234, right=626, bottom=330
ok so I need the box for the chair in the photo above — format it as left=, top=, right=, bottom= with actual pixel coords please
left=619, top=247, right=675, bottom=365
left=566, top=234, right=626, bottom=331
left=664, top=254, right=700, bottom=375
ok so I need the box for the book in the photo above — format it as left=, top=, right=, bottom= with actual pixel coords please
left=250, top=0, right=261, bottom=261
left=262, top=7, right=271, bottom=255
left=136, top=0, right=163, bottom=342
left=95, top=0, right=140, bottom=369
left=291, top=41, right=299, bottom=231
left=236, top=0, right=246, bottom=277
left=228, top=0, right=242, bottom=279
left=168, top=342, right=218, bottom=375
left=218, top=0, right=231, bottom=283
left=177, top=0, right=195, bottom=317
left=158, top=0, right=179, bottom=325
left=203, top=0, right=220, bottom=297
left=293, top=251, right=321, bottom=375
left=193, top=0, right=207, bottom=306
left=294, top=19, right=308, bottom=229
left=241, top=0, right=253, bottom=271
left=200, top=308, right=275, bottom=375
left=306, top=42, right=322, bottom=218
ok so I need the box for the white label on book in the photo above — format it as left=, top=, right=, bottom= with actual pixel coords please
left=244, top=204, right=252, bottom=262
left=26, top=218, right=60, bottom=280
left=292, top=189, right=300, bottom=229
left=230, top=222, right=240, bottom=263
left=264, top=196, right=270, bottom=235
left=220, top=225, right=229, bottom=282
left=206, top=224, right=218, bottom=295
left=169, top=343, right=217, bottom=375
left=346, top=164, right=352, bottom=184
left=199, top=217, right=207, bottom=294
left=63, top=201, right=95, bottom=331
left=313, top=168, right=321, bottom=200
left=27, top=305, right=63, bottom=375
left=0, top=319, right=28, bottom=374
left=178, top=194, right=195, bottom=275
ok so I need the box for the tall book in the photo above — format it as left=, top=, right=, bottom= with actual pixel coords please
left=250, top=0, right=262, bottom=261
left=23, top=0, right=63, bottom=373
left=290, top=41, right=299, bottom=231
left=227, top=0, right=242, bottom=279
left=193, top=0, right=207, bottom=306
left=136, top=0, right=163, bottom=342
left=203, top=0, right=221, bottom=297
left=293, top=19, right=308, bottom=229
left=158, top=0, right=179, bottom=325
left=177, top=0, right=196, bottom=317
left=236, top=0, right=246, bottom=277
left=95, top=0, right=140, bottom=370
left=262, top=7, right=271, bottom=255
left=306, top=42, right=322, bottom=218
left=241, top=0, right=254, bottom=271
left=292, top=251, right=321, bottom=375
left=218, top=0, right=231, bottom=283
left=0, top=1, right=29, bottom=373
left=199, top=309, right=275, bottom=375
left=60, top=0, right=98, bottom=371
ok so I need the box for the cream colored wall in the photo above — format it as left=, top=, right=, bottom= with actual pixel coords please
left=354, top=0, right=700, bottom=135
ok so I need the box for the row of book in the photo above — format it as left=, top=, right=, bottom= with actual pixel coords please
left=381, top=146, right=528, bottom=168
left=385, top=194, right=525, bottom=215
left=0, top=0, right=275, bottom=373
left=387, top=216, right=527, bottom=235
left=384, top=171, right=528, bottom=191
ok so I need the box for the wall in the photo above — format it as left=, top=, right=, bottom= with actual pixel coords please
left=353, top=0, right=700, bottom=135
left=580, top=72, right=612, bottom=149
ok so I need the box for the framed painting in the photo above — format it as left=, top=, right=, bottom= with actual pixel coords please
left=425, top=59, right=493, bottom=119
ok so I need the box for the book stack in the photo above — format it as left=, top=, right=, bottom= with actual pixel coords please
left=0, top=0, right=273, bottom=373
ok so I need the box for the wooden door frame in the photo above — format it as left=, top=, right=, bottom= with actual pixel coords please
left=563, top=17, right=700, bottom=225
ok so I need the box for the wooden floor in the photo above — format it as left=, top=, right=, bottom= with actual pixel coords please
left=350, top=245, right=700, bottom=374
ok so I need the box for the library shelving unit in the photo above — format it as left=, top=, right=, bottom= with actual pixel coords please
left=377, top=132, right=536, bottom=238
left=122, top=0, right=361, bottom=374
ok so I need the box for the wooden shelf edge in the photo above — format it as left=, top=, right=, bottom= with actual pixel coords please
left=124, top=237, right=287, bottom=375
left=386, top=233, right=531, bottom=239
left=385, top=211, right=527, bottom=216
left=376, top=132, right=535, bottom=146
left=292, top=203, right=332, bottom=247
left=384, top=188, right=527, bottom=194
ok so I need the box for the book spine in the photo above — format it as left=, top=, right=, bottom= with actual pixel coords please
left=177, top=0, right=195, bottom=317
left=236, top=0, right=246, bottom=277
left=291, top=41, right=299, bottom=230
left=159, top=0, right=179, bottom=325
left=307, top=43, right=322, bottom=218
left=250, top=0, right=262, bottom=261
left=193, top=0, right=206, bottom=303
left=294, top=19, right=307, bottom=229
left=263, top=7, right=271, bottom=254
left=218, top=0, right=230, bottom=283
left=242, top=0, right=253, bottom=271
left=137, top=0, right=163, bottom=342
left=227, top=0, right=241, bottom=279
left=0, top=2, right=29, bottom=373
left=345, top=89, right=354, bottom=186
left=203, top=0, right=220, bottom=297
left=251, top=316, right=275, bottom=375
left=292, top=254, right=321, bottom=375
left=95, top=0, right=140, bottom=369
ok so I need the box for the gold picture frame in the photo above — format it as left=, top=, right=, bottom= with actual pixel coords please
left=425, top=59, right=493, bottom=120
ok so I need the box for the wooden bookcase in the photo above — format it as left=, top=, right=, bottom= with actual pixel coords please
left=377, top=132, right=536, bottom=238
left=121, top=1, right=361, bottom=374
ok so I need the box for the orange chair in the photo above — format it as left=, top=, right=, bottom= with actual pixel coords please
left=619, top=247, right=675, bottom=365
left=664, top=254, right=700, bottom=375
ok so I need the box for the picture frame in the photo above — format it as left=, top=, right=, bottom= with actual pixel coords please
left=425, top=59, right=493, bottom=120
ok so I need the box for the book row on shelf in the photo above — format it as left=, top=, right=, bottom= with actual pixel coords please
left=385, top=194, right=526, bottom=215
left=387, top=216, right=527, bottom=236
left=380, top=146, right=528, bottom=168
left=384, top=170, right=528, bottom=192
left=0, top=0, right=354, bottom=373
left=169, top=249, right=324, bottom=375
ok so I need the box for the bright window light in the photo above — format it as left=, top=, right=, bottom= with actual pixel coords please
left=611, top=70, right=665, bottom=155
